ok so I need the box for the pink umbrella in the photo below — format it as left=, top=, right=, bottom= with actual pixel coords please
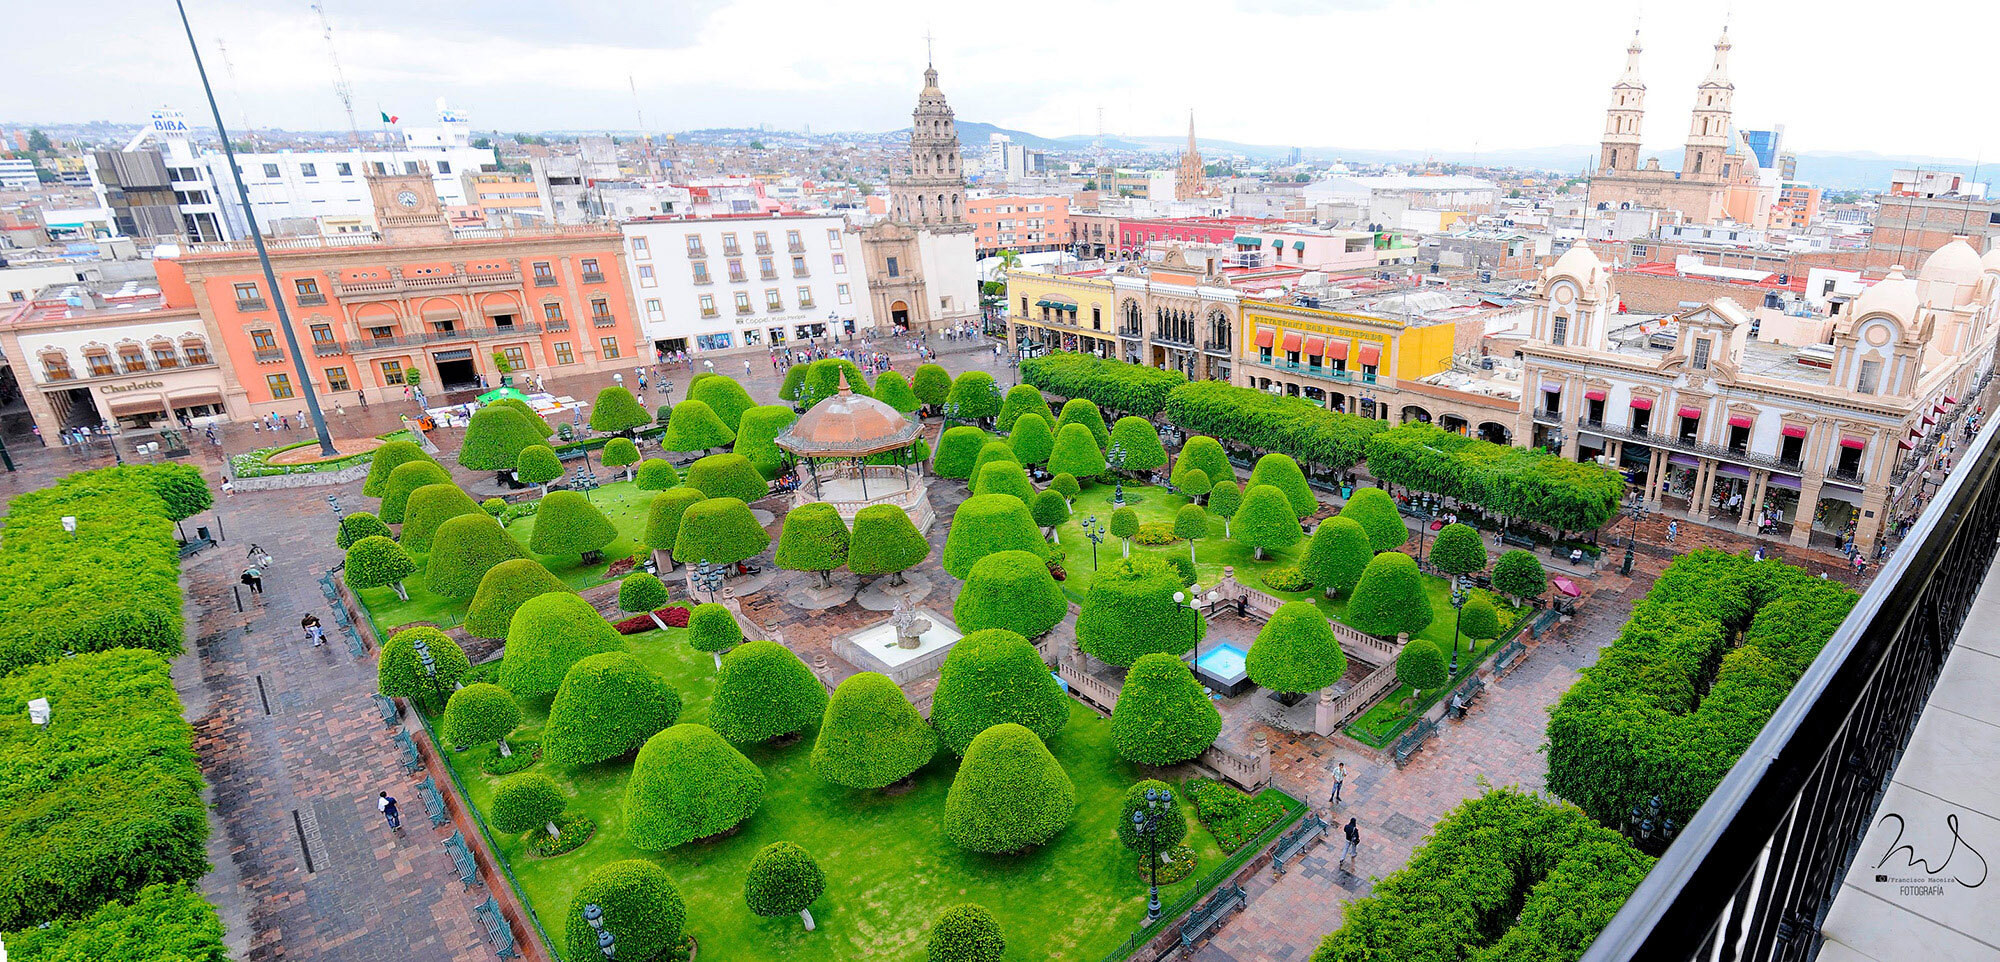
left=1552, top=576, right=1582, bottom=598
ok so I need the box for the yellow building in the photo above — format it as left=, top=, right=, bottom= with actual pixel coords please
left=1004, top=270, right=1119, bottom=358
left=1237, top=299, right=1491, bottom=428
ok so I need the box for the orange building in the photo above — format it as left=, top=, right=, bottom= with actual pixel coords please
left=965, top=194, right=1070, bottom=256
left=155, top=171, right=638, bottom=416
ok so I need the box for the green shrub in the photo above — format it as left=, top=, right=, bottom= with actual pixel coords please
left=424, top=514, right=527, bottom=598
left=483, top=497, right=507, bottom=516
left=1133, top=520, right=1177, bottom=546
left=363, top=439, right=434, bottom=497
left=0, top=881, right=226, bottom=962
left=463, top=558, right=571, bottom=638
left=1170, top=463, right=1211, bottom=498
left=1429, top=522, right=1487, bottom=577
left=1310, top=789, right=1651, bottom=962
left=1260, top=564, right=1309, bottom=592
left=846, top=504, right=931, bottom=583
left=874, top=370, right=920, bottom=413
left=514, top=444, right=562, bottom=490
left=491, top=772, right=567, bottom=836
left=1300, top=516, right=1372, bottom=598
left=774, top=502, right=850, bottom=586
left=1111, top=653, right=1221, bottom=765
left=687, top=375, right=755, bottom=431
left=1396, top=638, right=1448, bottom=697
left=945, top=723, right=1075, bottom=853
left=1019, top=351, right=1184, bottom=417
left=1246, top=452, right=1317, bottom=518
left=544, top=652, right=682, bottom=767
left=399, top=483, right=480, bottom=553
left=1365, top=423, right=1623, bottom=535
left=779, top=363, right=811, bottom=402
left=1047, top=422, right=1105, bottom=479
left=377, top=626, right=470, bottom=706
left=528, top=490, right=618, bottom=559
left=590, top=385, right=653, bottom=435
left=1163, top=380, right=1383, bottom=472
left=1207, top=479, right=1241, bottom=529
left=487, top=397, right=554, bottom=436
left=498, top=592, right=621, bottom=696
left=660, top=398, right=735, bottom=452
left=1008, top=412, right=1056, bottom=465
left=442, top=683, right=521, bottom=754
left=931, top=628, right=1067, bottom=755
left=800, top=359, right=873, bottom=406
left=685, top=453, right=768, bottom=504
left=710, top=640, right=828, bottom=743
left=1108, top=415, right=1168, bottom=473
left=600, top=437, right=641, bottom=476
left=972, top=459, right=1035, bottom=504
left=1049, top=472, right=1080, bottom=500
left=926, top=903, right=1006, bottom=962
left=687, top=602, right=744, bottom=664
left=673, top=497, right=770, bottom=566
left=743, top=841, right=825, bottom=927
left=344, top=535, right=417, bottom=598
left=997, top=383, right=1048, bottom=432
left=564, top=860, right=686, bottom=962
left=1459, top=596, right=1502, bottom=643
left=1491, top=549, right=1547, bottom=602
left=1076, top=555, right=1206, bottom=666
left=1030, top=489, right=1071, bottom=537
left=635, top=458, right=681, bottom=491
left=953, top=551, right=1067, bottom=638
left=1337, top=487, right=1408, bottom=553
left=1347, top=552, right=1434, bottom=638
left=1177, top=436, right=1234, bottom=488
left=1054, top=397, right=1111, bottom=451
left=618, top=572, right=670, bottom=616
left=971, top=440, right=1020, bottom=479
left=942, top=494, right=1045, bottom=578
left=1248, top=601, right=1349, bottom=693
left=624, top=724, right=766, bottom=848
left=379, top=459, right=452, bottom=523
left=1233, top=484, right=1303, bottom=559
left=458, top=405, right=547, bottom=471
left=947, top=370, right=1002, bottom=420
left=1150, top=549, right=1197, bottom=587
left=811, top=671, right=937, bottom=789
left=933, top=426, right=992, bottom=479
left=733, top=405, right=799, bottom=479
left=0, top=650, right=208, bottom=931
left=1115, top=779, right=1189, bottom=851
left=643, top=487, right=707, bottom=554
left=335, top=510, right=391, bottom=549
left=1173, top=503, right=1209, bottom=546
left=912, top=363, right=953, bottom=408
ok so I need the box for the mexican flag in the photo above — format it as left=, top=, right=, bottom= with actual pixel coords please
left=379, top=111, right=399, bottom=124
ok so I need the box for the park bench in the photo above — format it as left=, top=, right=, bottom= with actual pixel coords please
left=341, top=625, right=367, bottom=658
left=444, top=830, right=482, bottom=889
left=1393, top=718, right=1438, bottom=769
left=417, top=776, right=449, bottom=828
left=1499, top=530, right=1538, bottom=549
left=1270, top=813, right=1329, bottom=876
left=473, top=897, right=518, bottom=959
left=1525, top=608, right=1561, bottom=640
left=1493, top=638, right=1528, bottom=674
left=1446, top=675, right=1486, bottom=720
left=371, top=692, right=400, bottom=728
left=1178, top=883, right=1247, bottom=949
left=177, top=537, right=214, bottom=558
left=391, top=728, right=423, bottom=774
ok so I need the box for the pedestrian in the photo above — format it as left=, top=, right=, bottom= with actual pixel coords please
left=744, top=359, right=752, bottom=376
left=379, top=791, right=401, bottom=830
left=359, top=391, right=369, bottom=410
left=302, top=613, right=325, bottom=647
left=240, top=565, right=263, bottom=595
left=1666, top=520, right=1679, bottom=543
left=1329, top=761, right=1347, bottom=806
left=221, top=478, right=236, bottom=497
left=334, top=401, right=345, bottom=417
left=1340, top=817, right=1360, bottom=868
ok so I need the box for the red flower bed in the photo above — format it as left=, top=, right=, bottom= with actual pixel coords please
left=612, top=605, right=692, bottom=634
left=1047, top=561, right=1067, bottom=581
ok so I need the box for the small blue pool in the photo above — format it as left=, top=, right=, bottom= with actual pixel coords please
left=1193, top=642, right=1253, bottom=697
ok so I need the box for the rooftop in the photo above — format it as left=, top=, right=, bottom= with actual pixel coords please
left=3, top=281, right=181, bottom=329
left=1602, top=315, right=1834, bottom=386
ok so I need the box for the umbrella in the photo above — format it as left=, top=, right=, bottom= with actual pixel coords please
left=477, top=386, right=532, bottom=404
left=1551, top=576, right=1582, bottom=598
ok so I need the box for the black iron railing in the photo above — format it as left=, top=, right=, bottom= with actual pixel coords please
left=1580, top=409, right=2000, bottom=961
left=1577, top=416, right=1807, bottom=474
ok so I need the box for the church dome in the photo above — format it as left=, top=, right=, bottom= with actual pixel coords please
left=1982, top=245, right=2000, bottom=275
left=775, top=375, right=922, bottom=457
left=1545, top=244, right=1611, bottom=299
left=1851, top=270, right=1920, bottom=323
left=1918, top=237, right=1984, bottom=288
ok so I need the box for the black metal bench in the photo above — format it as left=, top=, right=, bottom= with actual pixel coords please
left=372, top=693, right=400, bottom=728
left=1270, top=813, right=1329, bottom=875
left=1393, top=718, right=1437, bottom=768
left=1525, top=608, right=1561, bottom=639
left=1493, top=638, right=1528, bottom=674
left=177, top=537, right=214, bottom=558
left=473, top=896, right=518, bottom=958
left=391, top=728, right=423, bottom=773
left=1178, top=883, right=1247, bottom=949
left=1499, top=530, right=1538, bottom=549
left=1446, top=675, right=1486, bottom=720
left=417, top=775, right=449, bottom=828
left=444, top=829, right=482, bottom=888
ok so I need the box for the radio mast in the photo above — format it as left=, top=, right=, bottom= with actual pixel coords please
left=311, top=2, right=364, bottom=147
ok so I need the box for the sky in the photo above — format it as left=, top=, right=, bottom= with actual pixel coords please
left=6, top=0, right=1998, bottom=162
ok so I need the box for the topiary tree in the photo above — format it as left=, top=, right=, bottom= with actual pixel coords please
left=1174, top=503, right=1209, bottom=566
left=514, top=443, right=563, bottom=494
left=1170, top=464, right=1211, bottom=501
left=590, top=385, right=653, bottom=436
left=1108, top=416, right=1168, bottom=475
left=442, top=682, right=521, bottom=755
left=1055, top=397, right=1110, bottom=450
left=927, top=904, right=1005, bottom=962
left=1301, top=516, right=1373, bottom=599
left=1076, top=555, right=1206, bottom=666
left=1109, top=505, right=1139, bottom=558
left=1396, top=637, right=1448, bottom=705
left=1429, top=522, right=1488, bottom=578
left=335, top=510, right=392, bottom=550
left=624, top=723, right=766, bottom=848
left=874, top=369, right=920, bottom=413
left=565, top=861, right=685, bottom=962
left=642, top=487, right=707, bottom=567
left=972, top=459, right=1035, bottom=505
left=1110, top=652, right=1221, bottom=765
left=400, top=483, right=480, bottom=553
left=483, top=497, right=507, bottom=517
left=600, top=437, right=641, bottom=482
left=811, top=671, right=937, bottom=789
left=685, top=452, right=768, bottom=504
left=655, top=403, right=674, bottom=428
left=1247, top=453, right=1317, bottom=519
left=527, top=489, right=618, bottom=563
left=1457, top=595, right=1502, bottom=657
left=491, top=771, right=568, bottom=841
left=732, top=405, right=799, bottom=480
left=800, top=359, right=873, bottom=407
left=686, top=601, right=743, bottom=669
left=377, top=626, right=470, bottom=708
left=913, top=363, right=953, bottom=412
left=1247, top=601, right=1349, bottom=694
left=544, top=651, right=682, bottom=767
left=710, top=640, right=828, bottom=743
left=344, top=535, right=417, bottom=600
left=944, top=723, right=1075, bottom=853
left=931, top=628, right=1068, bottom=755
left=363, top=439, right=434, bottom=497
left=458, top=405, right=547, bottom=472
left=1030, top=489, right=1071, bottom=540
left=1491, top=549, right=1547, bottom=604
left=947, top=370, right=1002, bottom=423
left=687, top=375, right=755, bottom=431
left=1338, top=487, right=1408, bottom=554
left=618, top=572, right=671, bottom=629
left=744, top=841, right=826, bottom=931
left=1007, top=411, right=1055, bottom=465
left=635, top=458, right=680, bottom=491
left=997, top=384, right=1048, bottom=432
left=379, top=459, right=453, bottom=524
left=672, top=497, right=771, bottom=567
left=488, top=397, right=554, bottom=436
left=970, top=440, right=1019, bottom=479
left=942, top=494, right=1045, bottom=578
left=774, top=502, right=850, bottom=587
left=1346, top=552, right=1434, bottom=639
left=1178, top=435, right=1234, bottom=489
left=660, top=398, right=734, bottom=453
left=933, top=426, right=991, bottom=480
left=846, top=504, right=930, bottom=585
left=1049, top=472, right=1080, bottom=503
left=955, top=551, right=1070, bottom=641
left=1114, top=779, right=1189, bottom=851
left=1047, top=422, right=1105, bottom=480
left=779, top=363, right=811, bottom=404
left=498, top=591, right=622, bottom=696
left=1233, top=484, right=1304, bottom=560
left=464, top=558, right=571, bottom=639
left=1207, top=480, right=1242, bottom=536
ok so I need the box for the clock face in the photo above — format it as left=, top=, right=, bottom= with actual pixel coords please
left=396, top=190, right=419, bottom=209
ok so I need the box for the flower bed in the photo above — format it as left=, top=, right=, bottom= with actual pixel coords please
left=231, top=429, right=417, bottom=477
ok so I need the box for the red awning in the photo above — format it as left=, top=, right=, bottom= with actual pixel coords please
left=1923, top=413, right=1938, bottom=425
left=1946, top=394, right=1959, bottom=405
left=1357, top=344, right=1382, bottom=366
left=1898, top=438, right=1915, bottom=450
left=1302, top=336, right=1327, bottom=357
left=1910, top=426, right=1924, bottom=439
left=1281, top=331, right=1303, bottom=353
left=1629, top=397, right=1653, bottom=411
left=1584, top=389, right=1607, bottom=401
left=1326, top=340, right=1349, bottom=361
left=1678, top=406, right=1703, bottom=420
left=1254, top=328, right=1274, bottom=348
left=1840, top=436, right=1867, bottom=450
left=1781, top=425, right=1807, bottom=438
left=1728, top=415, right=1753, bottom=429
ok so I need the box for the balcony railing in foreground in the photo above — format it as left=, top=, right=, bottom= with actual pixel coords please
left=1580, top=411, right=2000, bottom=962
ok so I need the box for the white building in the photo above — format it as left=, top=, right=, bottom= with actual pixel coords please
left=620, top=213, right=867, bottom=356
left=0, top=158, right=39, bottom=191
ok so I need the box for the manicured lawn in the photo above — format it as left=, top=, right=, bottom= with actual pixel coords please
left=419, top=627, right=1256, bottom=961
left=1344, top=630, right=1520, bottom=748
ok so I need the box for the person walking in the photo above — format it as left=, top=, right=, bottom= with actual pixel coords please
left=240, top=565, right=263, bottom=595
left=302, top=613, right=325, bottom=647
left=1666, top=520, right=1679, bottom=544
left=1340, top=818, right=1360, bottom=869
left=1329, top=762, right=1348, bottom=806
left=378, top=791, right=401, bottom=830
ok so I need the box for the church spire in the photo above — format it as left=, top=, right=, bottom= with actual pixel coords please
left=1599, top=27, right=1646, bottom=173
left=1175, top=110, right=1207, bottom=201
left=1705, top=25, right=1733, bottom=84
left=890, top=56, right=970, bottom=233
left=1683, top=23, right=1736, bottom=179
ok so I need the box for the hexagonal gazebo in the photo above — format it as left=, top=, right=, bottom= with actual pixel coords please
left=774, top=371, right=935, bottom=532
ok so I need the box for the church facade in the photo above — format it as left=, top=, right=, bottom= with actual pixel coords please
left=856, top=62, right=979, bottom=336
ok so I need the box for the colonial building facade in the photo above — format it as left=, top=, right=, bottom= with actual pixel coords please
left=856, top=62, right=979, bottom=336
left=620, top=212, right=861, bottom=355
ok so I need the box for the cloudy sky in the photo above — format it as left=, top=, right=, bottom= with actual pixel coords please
left=6, top=0, right=1996, bottom=160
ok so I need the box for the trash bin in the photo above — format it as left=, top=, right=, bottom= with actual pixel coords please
left=196, top=526, right=211, bottom=542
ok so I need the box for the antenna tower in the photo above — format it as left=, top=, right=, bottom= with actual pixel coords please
left=213, top=37, right=257, bottom=148
left=311, top=2, right=364, bottom=147
left=629, top=75, right=658, bottom=179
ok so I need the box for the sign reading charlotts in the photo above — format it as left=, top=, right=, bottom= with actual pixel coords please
left=103, top=380, right=166, bottom=394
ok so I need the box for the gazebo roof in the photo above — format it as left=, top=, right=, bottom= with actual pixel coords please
left=775, top=371, right=922, bottom=457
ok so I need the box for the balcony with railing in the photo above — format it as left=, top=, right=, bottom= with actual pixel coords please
left=313, top=341, right=345, bottom=357
left=736, top=303, right=755, bottom=315
left=1575, top=416, right=1811, bottom=474
left=798, top=297, right=815, bottom=310
left=760, top=268, right=779, bottom=280
left=754, top=241, right=772, bottom=255
left=1255, top=355, right=1366, bottom=384
left=728, top=271, right=748, bottom=284
left=1152, top=330, right=1194, bottom=348
left=580, top=271, right=606, bottom=284
left=253, top=347, right=285, bottom=362
left=346, top=321, right=544, bottom=351
left=687, top=244, right=707, bottom=259
left=793, top=267, right=811, bottom=278
left=591, top=313, right=618, bottom=328
left=532, top=274, right=559, bottom=287
left=788, top=240, right=806, bottom=253
left=333, top=269, right=522, bottom=298
left=1118, top=324, right=1143, bottom=337
left=1204, top=339, right=1232, bottom=355
left=235, top=297, right=267, bottom=312
left=1826, top=464, right=1865, bottom=484
left=295, top=292, right=327, bottom=306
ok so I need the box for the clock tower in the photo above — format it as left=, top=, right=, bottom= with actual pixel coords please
left=366, top=164, right=451, bottom=245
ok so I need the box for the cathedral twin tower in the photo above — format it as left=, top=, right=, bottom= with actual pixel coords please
left=1598, top=27, right=1738, bottom=181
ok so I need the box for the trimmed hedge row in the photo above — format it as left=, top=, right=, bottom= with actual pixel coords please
left=1019, top=351, right=1186, bottom=417
left=0, top=881, right=227, bottom=962
left=1163, top=380, right=1384, bottom=472
left=1546, top=550, right=1856, bottom=829
left=1365, top=423, right=1625, bottom=534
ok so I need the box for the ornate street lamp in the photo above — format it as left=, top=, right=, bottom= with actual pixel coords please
left=1082, top=515, right=1105, bottom=570
left=582, top=903, right=617, bottom=959
left=1105, top=440, right=1129, bottom=506
left=1621, top=502, right=1649, bottom=577
left=1129, top=785, right=1176, bottom=923
left=1627, top=794, right=1679, bottom=854
left=1448, top=576, right=1467, bottom=675
left=570, top=464, right=601, bottom=502
left=691, top=559, right=726, bottom=604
